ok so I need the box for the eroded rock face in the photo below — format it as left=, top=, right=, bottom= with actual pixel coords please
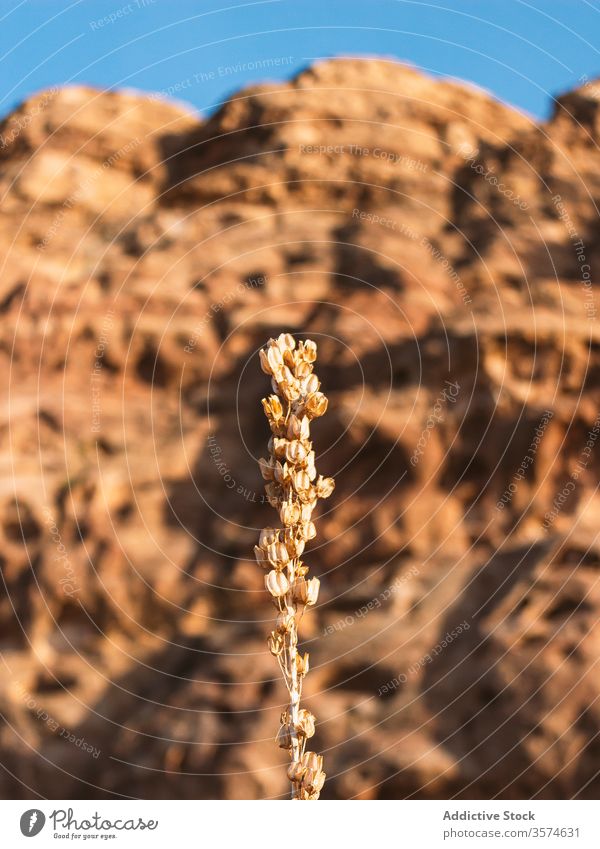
left=0, top=59, right=599, bottom=799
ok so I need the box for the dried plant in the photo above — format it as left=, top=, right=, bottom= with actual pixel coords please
left=255, top=333, right=334, bottom=800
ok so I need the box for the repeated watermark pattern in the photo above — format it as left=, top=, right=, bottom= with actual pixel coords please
left=552, top=194, right=596, bottom=320
left=207, top=433, right=266, bottom=502
left=542, top=413, right=600, bottom=531
left=351, top=207, right=419, bottom=237
left=300, top=143, right=428, bottom=171
left=184, top=274, right=265, bottom=354
left=91, top=309, right=116, bottom=434
left=37, top=137, right=142, bottom=250
left=350, top=207, right=472, bottom=305
left=42, top=507, right=78, bottom=597
left=15, top=681, right=100, bottom=758
left=377, top=620, right=470, bottom=695
left=89, top=0, right=157, bottom=30
left=578, top=73, right=600, bottom=100
left=457, top=143, right=529, bottom=210
left=421, top=236, right=473, bottom=306
left=152, top=57, right=295, bottom=101
left=323, top=566, right=420, bottom=636
left=0, top=87, right=58, bottom=150
left=410, top=381, right=460, bottom=467
left=496, top=410, right=554, bottom=510
left=4, top=8, right=599, bottom=804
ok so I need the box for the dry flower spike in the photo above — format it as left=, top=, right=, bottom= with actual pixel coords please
left=255, top=333, right=334, bottom=800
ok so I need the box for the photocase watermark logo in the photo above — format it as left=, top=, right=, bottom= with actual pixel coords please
left=456, top=142, right=529, bottom=210
left=410, top=380, right=460, bottom=467
left=48, top=808, right=158, bottom=834
left=20, top=809, right=46, bottom=837
left=18, top=807, right=159, bottom=838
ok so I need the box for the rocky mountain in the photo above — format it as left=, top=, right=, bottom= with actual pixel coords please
left=0, top=58, right=599, bottom=799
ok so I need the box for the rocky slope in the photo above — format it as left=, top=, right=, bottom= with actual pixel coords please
left=0, top=59, right=599, bottom=799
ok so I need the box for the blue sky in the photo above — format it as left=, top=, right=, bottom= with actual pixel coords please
left=1, top=0, right=599, bottom=120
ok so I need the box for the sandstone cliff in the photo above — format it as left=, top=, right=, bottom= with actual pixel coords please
left=0, top=59, right=599, bottom=799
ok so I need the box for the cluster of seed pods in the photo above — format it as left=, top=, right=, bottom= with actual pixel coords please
left=255, top=333, right=334, bottom=800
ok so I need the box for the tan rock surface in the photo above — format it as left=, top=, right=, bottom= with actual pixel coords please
left=0, top=59, right=599, bottom=798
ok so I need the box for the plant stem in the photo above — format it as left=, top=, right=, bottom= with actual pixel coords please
left=286, top=558, right=301, bottom=797
left=257, top=334, right=332, bottom=799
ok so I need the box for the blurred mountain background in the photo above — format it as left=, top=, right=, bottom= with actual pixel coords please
left=1, top=23, right=600, bottom=799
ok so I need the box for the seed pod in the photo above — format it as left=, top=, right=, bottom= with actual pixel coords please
left=312, top=770, right=326, bottom=793
left=258, top=457, right=275, bottom=480
left=276, top=611, right=295, bottom=633
left=293, top=469, right=311, bottom=493
left=281, top=378, right=301, bottom=402
left=285, top=440, right=307, bottom=464
left=272, top=437, right=288, bottom=458
left=274, top=461, right=292, bottom=485
left=303, top=373, right=320, bottom=395
left=284, top=527, right=305, bottom=557
left=254, top=545, right=267, bottom=566
left=293, top=576, right=320, bottom=606
left=259, top=527, right=278, bottom=548
left=287, top=414, right=310, bottom=441
left=295, top=360, right=313, bottom=379
left=287, top=761, right=304, bottom=782
left=301, top=502, right=314, bottom=522
left=296, top=709, right=316, bottom=738
left=270, top=395, right=283, bottom=418
left=261, top=394, right=283, bottom=421
left=316, top=475, right=335, bottom=498
left=305, top=392, right=328, bottom=418
left=277, top=540, right=291, bottom=563
left=265, top=570, right=289, bottom=598
left=302, top=521, right=317, bottom=542
left=268, top=631, right=284, bottom=655
left=267, top=344, right=284, bottom=373
left=296, top=652, right=310, bottom=676
left=279, top=501, right=301, bottom=526
left=277, top=332, right=295, bottom=351
left=276, top=724, right=293, bottom=750
left=264, top=482, right=281, bottom=506
left=259, top=348, right=272, bottom=375
left=286, top=414, right=300, bottom=440
left=304, top=449, right=316, bottom=474
left=302, top=751, right=323, bottom=773
left=306, top=578, right=320, bottom=604
left=297, top=484, right=316, bottom=504
left=267, top=541, right=290, bottom=567
left=302, top=768, right=316, bottom=790
left=304, top=340, right=317, bottom=362
left=265, top=481, right=281, bottom=498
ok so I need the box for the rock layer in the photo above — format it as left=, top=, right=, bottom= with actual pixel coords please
left=0, top=59, right=599, bottom=799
